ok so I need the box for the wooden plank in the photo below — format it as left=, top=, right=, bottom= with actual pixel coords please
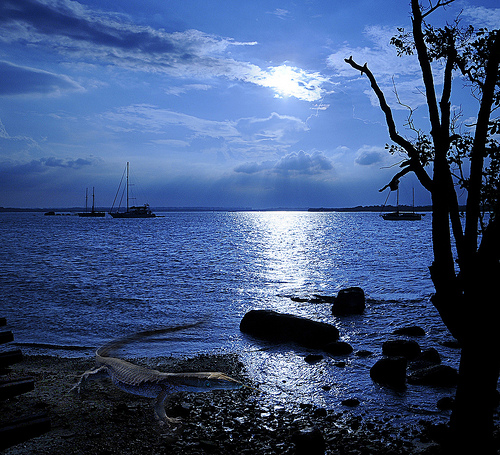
left=0, top=331, right=14, bottom=344
left=0, top=413, right=51, bottom=450
left=0, top=350, right=23, bottom=368
left=0, top=378, right=35, bottom=400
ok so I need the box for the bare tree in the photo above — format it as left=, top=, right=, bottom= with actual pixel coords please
left=346, top=0, right=500, bottom=453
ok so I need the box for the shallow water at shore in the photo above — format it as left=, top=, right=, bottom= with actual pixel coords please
left=0, top=211, right=458, bottom=425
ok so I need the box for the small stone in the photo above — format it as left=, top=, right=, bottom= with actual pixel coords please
left=341, top=398, right=360, bottom=407
left=323, top=341, right=353, bottom=356
left=305, top=354, right=324, bottom=364
left=355, top=350, right=373, bottom=357
left=292, top=426, right=326, bottom=455
left=313, top=407, right=328, bottom=417
left=393, top=326, right=426, bottom=336
left=382, top=339, right=421, bottom=359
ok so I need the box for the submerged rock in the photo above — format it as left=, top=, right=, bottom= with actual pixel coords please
left=323, top=341, right=353, bottom=356
left=407, top=365, right=458, bottom=386
left=240, top=309, right=339, bottom=348
left=382, top=339, right=421, bottom=360
left=331, top=287, right=366, bottom=315
left=409, top=348, right=441, bottom=370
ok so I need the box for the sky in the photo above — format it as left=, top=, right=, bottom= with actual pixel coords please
left=1, top=0, right=499, bottom=209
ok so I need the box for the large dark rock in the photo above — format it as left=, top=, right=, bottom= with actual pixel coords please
left=331, top=287, right=366, bottom=315
left=370, top=357, right=407, bottom=389
left=407, top=365, right=458, bottom=386
left=382, top=339, right=421, bottom=360
left=240, top=310, right=339, bottom=348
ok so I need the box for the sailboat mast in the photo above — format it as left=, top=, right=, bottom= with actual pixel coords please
left=92, top=187, right=95, bottom=212
left=85, top=187, right=88, bottom=213
left=396, top=187, right=399, bottom=214
left=126, top=161, right=129, bottom=212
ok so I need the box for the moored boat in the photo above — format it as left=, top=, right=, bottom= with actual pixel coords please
left=78, top=187, right=105, bottom=217
left=109, top=162, right=156, bottom=218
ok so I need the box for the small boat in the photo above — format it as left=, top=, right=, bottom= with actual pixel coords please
left=382, top=210, right=422, bottom=221
left=109, top=162, right=156, bottom=218
left=382, top=187, right=422, bottom=221
left=78, top=187, right=105, bottom=217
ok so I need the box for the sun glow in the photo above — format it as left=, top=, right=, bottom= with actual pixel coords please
left=256, top=64, right=328, bottom=101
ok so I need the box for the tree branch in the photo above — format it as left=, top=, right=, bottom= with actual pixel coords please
left=465, top=32, right=500, bottom=261
left=345, top=56, right=433, bottom=191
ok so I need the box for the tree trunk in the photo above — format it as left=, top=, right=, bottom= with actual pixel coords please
left=448, top=339, right=500, bottom=454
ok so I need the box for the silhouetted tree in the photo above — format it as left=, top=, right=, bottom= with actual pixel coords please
left=346, top=0, right=499, bottom=453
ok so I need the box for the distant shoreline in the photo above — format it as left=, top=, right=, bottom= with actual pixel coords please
left=0, top=205, right=442, bottom=213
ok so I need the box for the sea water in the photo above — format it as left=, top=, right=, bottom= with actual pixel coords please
left=0, top=211, right=460, bottom=424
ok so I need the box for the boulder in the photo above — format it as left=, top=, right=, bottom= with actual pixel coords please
left=331, top=287, right=366, bottom=315
left=323, top=341, right=353, bottom=356
left=240, top=310, right=339, bottom=348
left=370, top=357, right=407, bottom=389
left=393, top=326, right=426, bottom=337
left=382, top=339, right=421, bottom=360
left=407, top=365, right=458, bottom=386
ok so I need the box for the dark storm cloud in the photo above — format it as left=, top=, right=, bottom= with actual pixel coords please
left=0, top=61, right=81, bottom=96
left=0, top=0, right=176, bottom=53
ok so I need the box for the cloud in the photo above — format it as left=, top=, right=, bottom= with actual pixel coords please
left=234, top=161, right=275, bottom=174
left=462, top=6, right=500, bottom=29
left=327, top=25, right=424, bottom=79
left=0, top=60, right=82, bottom=96
left=0, top=0, right=331, bottom=101
left=164, top=84, right=212, bottom=96
left=235, top=150, right=333, bottom=176
left=100, top=105, right=308, bottom=158
left=1, top=157, right=94, bottom=173
left=355, top=146, right=386, bottom=166
left=267, top=9, right=292, bottom=20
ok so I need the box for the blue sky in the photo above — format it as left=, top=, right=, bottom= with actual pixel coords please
left=0, top=0, right=499, bottom=209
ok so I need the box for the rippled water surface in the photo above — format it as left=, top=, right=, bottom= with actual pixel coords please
left=0, top=211, right=458, bottom=424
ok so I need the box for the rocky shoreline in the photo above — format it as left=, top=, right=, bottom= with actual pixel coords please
left=0, top=353, right=466, bottom=455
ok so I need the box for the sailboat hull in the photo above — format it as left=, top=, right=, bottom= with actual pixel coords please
left=382, top=212, right=422, bottom=220
left=109, top=204, right=156, bottom=218
left=78, top=212, right=105, bottom=217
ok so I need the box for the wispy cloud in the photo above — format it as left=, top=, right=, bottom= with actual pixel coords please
left=100, top=105, right=308, bottom=158
left=164, top=84, right=212, bottom=96
left=0, top=60, right=82, bottom=96
left=0, top=0, right=330, bottom=101
left=267, top=9, right=292, bottom=20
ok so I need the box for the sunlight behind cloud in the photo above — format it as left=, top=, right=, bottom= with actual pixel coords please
left=253, top=65, right=330, bottom=102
